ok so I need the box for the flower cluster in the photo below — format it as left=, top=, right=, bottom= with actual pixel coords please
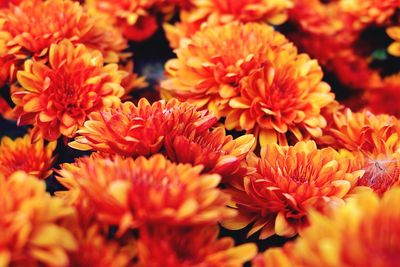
left=287, top=0, right=400, bottom=116
left=1, top=0, right=400, bottom=265
left=253, top=187, right=400, bottom=267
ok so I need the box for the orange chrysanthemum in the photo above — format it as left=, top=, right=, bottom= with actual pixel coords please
left=319, top=108, right=400, bottom=195
left=164, top=0, right=293, bottom=48
left=0, top=131, right=56, bottom=178
left=137, top=225, right=257, bottom=267
left=70, top=98, right=255, bottom=180
left=11, top=40, right=125, bottom=140
left=387, top=26, right=400, bottom=57
left=0, top=0, right=126, bottom=76
left=340, top=0, right=399, bottom=26
left=162, top=23, right=334, bottom=145
left=0, top=171, right=76, bottom=266
left=318, top=108, right=400, bottom=153
left=56, top=154, right=236, bottom=235
left=223, top=141, right=364, bottom=238
left=253, top=187, right=400, bottom=267
left=85, top=0, right=171, bottom=41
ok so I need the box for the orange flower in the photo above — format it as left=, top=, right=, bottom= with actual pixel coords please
left=164, top=0, right=293, bottom=48
left=70, top=99, right=168, bottom=157
left=11, top=40, right=125, bottom=140
left=0, top=0, right=127, bottom=68
left=165, top=125, right=254, bottom=181
left=340, top=0, right=398, bottom=26
left=223, top=141, right=364, bottom=238
left=387, top=26, right=400, bottom=57
left=0, top=131, right=56, bottom=178
left=137, top=225, right=257, bottom=267
left=254, top=187, right=400, bottom=267
left=0, top=171, right=76, bottom=266
left=56, top=154, right=236, bottom=235
left=70, top=98, right=255, bottom=180
left=318, top=108, right=400, bottom=153
left=162, top=23, right=334, bottom=145
left=85, top=0, right=170, bottom=41
left=319, top=108, right=400, bottom=195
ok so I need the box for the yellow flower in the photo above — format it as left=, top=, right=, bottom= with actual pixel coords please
left=254, top=187, right=400, bottom=267
left=0, top=171, right=76, bottom=266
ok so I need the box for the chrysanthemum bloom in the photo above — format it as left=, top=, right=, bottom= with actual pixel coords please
left=387, top=26, right=400, bottom=57
left=319, top=108, right=400, bottom=195
left=0, top=0, right=127, bottom=76
left=162, top=23, right=334, bottom=145
left=137, top=225, right=257, bottom=267
left=85, top=0, right=170, bottom=41
left=165, top=124, right=254, bottom=180
left=57, top=154, right=236, bottom=235
left=69, top=99, right=196, bottom=157
left=164, top=0, right=293, bottom=48
left=340, top=0, right=399, bottom=26
left=253, top=187, right=400, bottom=267
left=0, top=171, right=76, bottom=266
left=0, top=132, right=56, bottom=178
left=318, top=108, right=400, bottom=152
left=223, top=141, right=364, bottom=238
left=70, top=98, right=255, bottom=180
left=11, top=40, right=125, bottom=140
